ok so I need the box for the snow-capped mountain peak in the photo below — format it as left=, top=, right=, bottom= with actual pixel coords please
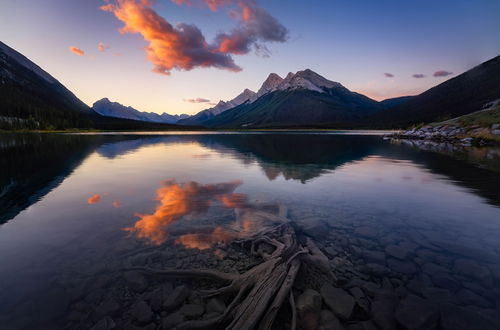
left=256, top=73, right=284, bottom=97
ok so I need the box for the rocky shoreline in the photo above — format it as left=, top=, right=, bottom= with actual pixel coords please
left=386, top=123, right=500, bottom=146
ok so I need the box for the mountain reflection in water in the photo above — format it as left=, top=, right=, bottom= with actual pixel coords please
left=1, top=132, right=500, bottom=329
left=1, top=133, right=499, bottom=225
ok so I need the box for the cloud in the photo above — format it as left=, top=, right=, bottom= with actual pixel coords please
left=172, top=0, right=231, bottom=11
left=98, top=42, right=110, bottom=52
left=101, top=0, right=242, bottom=75
left=433, top=70, right=453, bottom=77
left=112, top=200, right=122, bottom=208
left=384, top=73, right=394, bottom=78
left=87, top=194, right=101, bottom=204
left=184, top=97, right=211, bottom=103
left=412, top=74, right=425, bottom=78
left=214, top=0, right=289, bottom=55
left=123, top=179, right=244, bottom=244
left=102, top=0, right=288, bottom=75
left=69, top=46, right=85, bottom=56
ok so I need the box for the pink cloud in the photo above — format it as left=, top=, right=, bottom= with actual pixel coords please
left=214, top=0, right=288, bottom=55
left=69, top=46, right=85, bottom=56
left=97, top=42, right=110, bottom=52
left=433, top=70, right=453, bottom=77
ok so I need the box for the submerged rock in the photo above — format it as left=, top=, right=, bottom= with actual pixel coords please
left=395, top=294, right=439, bottom=329
left=131, top=300, right=153, bottom=324
left=163, top=285, right=190, bottom=310
left=206, top=298, right=226, bottom=314
left=440, top=304, right=500, bottom=330
left=321, top=283, right=355, bottom=320
left=91, top=317, right=116, bottom=330
left=124, top=271, right=148, bottom=293
left=179, top=304, right=204, bottom=318
left=161, top=312, right=185, bottom=329
left=297, top=289, right=322, bottom=330
left=387, top=258, right=416, bottom=275
left=320, top=309, right=345, bottom=330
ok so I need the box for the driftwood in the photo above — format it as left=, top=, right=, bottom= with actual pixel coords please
left=127, top=205, right=334, bottom=330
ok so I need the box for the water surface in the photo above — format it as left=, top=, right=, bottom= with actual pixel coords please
left=1, top=132, right=499, bottom=329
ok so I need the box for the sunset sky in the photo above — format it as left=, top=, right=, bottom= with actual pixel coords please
left=1, top=0, right=499, bottom=115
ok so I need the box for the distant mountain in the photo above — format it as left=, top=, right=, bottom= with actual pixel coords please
left=368, top=55, right=500, bottom=128
left=204, top=69, right=383, bottom=128
left=178, top=88, right=256, bottom=125
left=92, top=98, right=189, bottom=124
left=0, top=41, right=93, bottom=129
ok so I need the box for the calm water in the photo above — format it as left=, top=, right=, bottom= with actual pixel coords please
left=1, top=132, right=500, bottom=329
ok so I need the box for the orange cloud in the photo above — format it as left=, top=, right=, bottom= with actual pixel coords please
left=98, top=42, right=110, bottom=52
left=87, top=194, right=102, bottom=204
left=171, top=0, right=231, bottom=11
left=69, top=46, right=85, bottom=56
left=101, top=0, right=241, bottom=75
left=124, top=180, right=243, bottom=244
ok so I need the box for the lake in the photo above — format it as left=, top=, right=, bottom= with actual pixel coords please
left=1, top=132, right=500, bottom=329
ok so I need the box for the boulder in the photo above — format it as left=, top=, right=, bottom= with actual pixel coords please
left=321, top=283, right=355, bottom=320
left=440, top=304, right=500, bottom=330
left=319, top=309, right=345, bottom=330
left=123, top=271, right=148, bottom=293
left=163, top=285, right=190, bottom=310
left=161, top=312, right=185, bottom=329
left=371, top=299, right=396, bottom=330
left=387, top=258, right=417, bottom=275
left=179, top=304, right=204, bottom=318
left=362, top=250, right=386, bottom=265
left=131, top=300, right=153, bottom=324
left=455, top=289, right=491, bottom=308
left=206, top=298, right=226, bottom=314
left=297, top=289, right=322, bottom=330
left=395, top=294, right=439, bottom=329
left=91, top=317, right=116, bottom=330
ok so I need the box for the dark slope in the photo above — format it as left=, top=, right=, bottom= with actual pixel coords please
left=0, top=41, right=94, bottom=129
left=380, top=96, right=414, bottom=108
left=368, top=55, right=500, bottom=128
left=204, top=87, right=382, bottom=128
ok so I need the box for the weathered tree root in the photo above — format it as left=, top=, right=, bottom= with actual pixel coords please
left=126, top=206, right=333, bottom=330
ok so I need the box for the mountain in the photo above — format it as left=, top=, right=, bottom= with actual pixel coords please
left=204, top=69, right=383, bottom=128
left=0, top=41, right=94, bottom=129
left=379, top=96, right=414, bottom=109
left=0, top=41, right=194, bottom=130
left=368, top=55, right=500, bottom=128
left=178, top=88, right=256, bottom=125
left=92, top=98, right=189, bottom=124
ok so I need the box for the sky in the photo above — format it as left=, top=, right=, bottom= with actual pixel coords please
left=1, top=0, right=499, bottom=115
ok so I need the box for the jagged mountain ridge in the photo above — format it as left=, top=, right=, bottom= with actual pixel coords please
left=92, top=98, right=189, bottom=124
left=178, top=88, right=257, bottom=125
left=203, top=69, right=386, bottom=128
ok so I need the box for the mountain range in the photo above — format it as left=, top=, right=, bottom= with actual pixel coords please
left=93, top=98, right=189, bottom=124
left=1, top=40, right=499, bottom=130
